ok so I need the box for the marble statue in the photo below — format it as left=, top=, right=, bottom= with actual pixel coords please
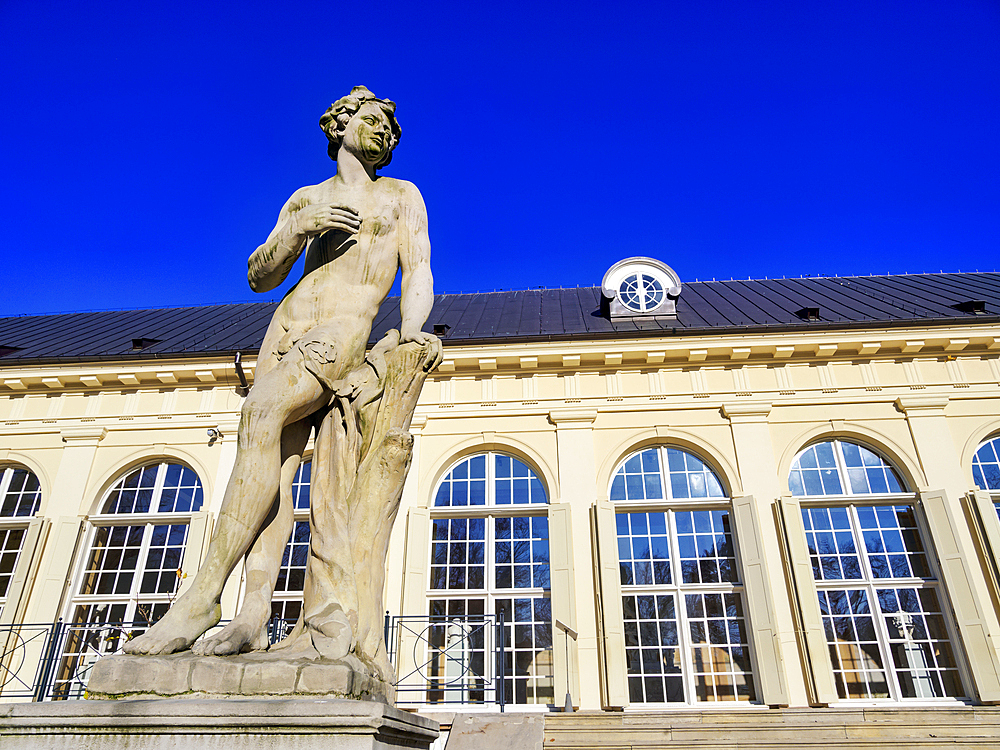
left=105, top=86, right=441, bottom=697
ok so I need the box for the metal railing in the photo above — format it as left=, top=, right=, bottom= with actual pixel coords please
left=2, top=613, right=507, bottom=708
left=386, top=612, right=505, bottom=711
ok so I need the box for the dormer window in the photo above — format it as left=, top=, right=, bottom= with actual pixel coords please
left=619, top=273, right=665, bottom=313
left=602, top=257, right=682, bottom=320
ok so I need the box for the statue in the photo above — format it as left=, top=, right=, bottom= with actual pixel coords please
left=97, top=86, right=441, bottom=699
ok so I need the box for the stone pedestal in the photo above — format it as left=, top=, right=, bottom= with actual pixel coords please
left=0, top=698, right=438, bottom=750
left=86, top=652, right=391, bottom=702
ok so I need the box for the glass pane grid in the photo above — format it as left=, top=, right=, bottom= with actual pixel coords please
left=623, top=593, right=683, bottom=703
left=819, top=588, right=889, bottom=700
left=292, top=461, right=311, bottom=510
left=789, top=441, right=906, bottom=498
left=614, top=497, right=755, bottom=705
left=427, top=453, right=552, bottom=706
left=616, top=512, right=671, bottom=586
left=972, top=437, right=1000, bottom=491
left=139, top=524, right=188, bottom=595
left=494, top=455, right=547, bottom=505
left=802, top=507, right=862, bottom=581
left=495, top=516, right=549, bottom=589
left=275, top=520, right=310, bottom=593
left=857, top=505, right=930, bottom=580
left=105, top=465, right=159, bottom=514
left=426, top=598, right=489, bottom=704
left=1, top=467, right=42, bottom=517
left=609, top=449, right=664, bottom=502
left=431, top=518, right=486, bottom=591
left=498, top=596, right=553, bottom=705
left=0, top=526, right=26, bottom=599
left=841, top=443, right=903, bottom=494
left=686, top=592, right=755, bottom=702
left=156, top=465, right=204, bottom=513
left=666, top=448, right=725, bottom=499
left=789, top=443, right=843, bottom=496
left=809, top=502, right=963, bottom=701
left=877, top=587, right=963, bottom=699
left=434, top=455, right=487, bottom=507
left=676, top=510, right=736, bottom=584
left=79, top=525, right=146, bottom=596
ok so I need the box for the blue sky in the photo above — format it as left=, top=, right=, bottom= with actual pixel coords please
left=1, top=1, right=997, bottom=315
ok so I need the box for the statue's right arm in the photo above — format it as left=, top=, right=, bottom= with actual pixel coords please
left=247, top=193, right=310, bottom=293
left=247, top=191, right=362, bottom=293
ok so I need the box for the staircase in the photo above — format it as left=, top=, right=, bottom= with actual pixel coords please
left=542, top=707, right=1000, bottom=749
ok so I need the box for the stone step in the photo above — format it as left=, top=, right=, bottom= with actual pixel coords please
left=543, top=707, right=1000, bottom=749
left=444, top=712, right=544, bottom=750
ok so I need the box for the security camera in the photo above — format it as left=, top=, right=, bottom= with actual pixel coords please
left=207, top=427, right=223, bottom=439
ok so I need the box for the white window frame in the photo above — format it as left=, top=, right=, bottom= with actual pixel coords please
left=270, top=458, right=312, bottom=627
left=609, top=445, right=759, bottom=707
left=973, top=435, right=1000, bottom=509
left=426, top=452, right=553, bottom=710
left=791, top=440, right=971, bottom=705
left=0, top=465, right=42, bottom=613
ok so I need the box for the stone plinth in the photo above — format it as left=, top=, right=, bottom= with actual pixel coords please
left=86, top=652, right=391, bottom=702
left=0, top=698, right=438, bottom=750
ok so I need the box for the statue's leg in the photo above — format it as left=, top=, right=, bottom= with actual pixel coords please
left=191, top=419, right=311, bottom=656
left=124, top=354, right=332, bottom=656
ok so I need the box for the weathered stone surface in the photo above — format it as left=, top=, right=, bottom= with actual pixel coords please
left=88, top=652, right=390, bottom=702
left=446, top=712, right=544, bottom=750
left=297, top=663, right=354, bottom=695
left=0, top=698, right=438, bottom=750
left=240, top=660, right=298, bottom=695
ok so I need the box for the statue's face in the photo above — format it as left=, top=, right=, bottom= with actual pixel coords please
left=342, top=102, right=392, bottom=165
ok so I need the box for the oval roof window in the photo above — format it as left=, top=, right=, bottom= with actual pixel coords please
left=601, top=257, right=681, bottom=319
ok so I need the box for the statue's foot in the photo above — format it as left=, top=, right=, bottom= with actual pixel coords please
left=123, top=601, right=222, bottom=656
left=268, top=606, right=353, bottom=661
left=191, top=610, right=268, bottom=656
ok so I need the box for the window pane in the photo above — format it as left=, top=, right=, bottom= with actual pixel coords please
left=973, top=438, right=1000, bottom=491
left=1, top=467, right=43, bottom=517
left=616, top=513, right=671, bottom=586
left=686, top=592, right=755, bottom=702
left=622, top=592, right=684, bottom=703
left=497, top=596, right=553, bottom=705
left=875, top=587, right=964, bottom=699
left=857, top=505, right=929, bottom=580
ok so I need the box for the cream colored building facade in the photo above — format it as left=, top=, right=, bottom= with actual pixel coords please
left=3, top=269, right=1000, bottom=719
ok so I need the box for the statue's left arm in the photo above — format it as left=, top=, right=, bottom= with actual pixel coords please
left=397, top=185, right=441, bottom=368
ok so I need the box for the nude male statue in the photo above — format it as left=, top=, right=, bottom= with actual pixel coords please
left=125, top=86, right=441, bottom=657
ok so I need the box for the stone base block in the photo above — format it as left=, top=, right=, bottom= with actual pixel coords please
left=0, top=698, right=438, bottom=750
left=86, top=651, right=391, bottom=702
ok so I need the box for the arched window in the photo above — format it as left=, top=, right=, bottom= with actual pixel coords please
left=790, top=440, right=964, bottom=701
left=973, top=436, right=1000, bottom=519
left=55, top=462, right=204, bottom=699
left=271, top=459, right=312, bottom=626
left=0, top=465, right=43, bottom=615
left=789, top=441, right=904, bottom=497
left=427, top=453, right=552, bottom=706
left=609, top=446, right=756, bottom=704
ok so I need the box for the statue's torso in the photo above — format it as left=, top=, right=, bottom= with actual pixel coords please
left=263, top=176, right=414, bottom=361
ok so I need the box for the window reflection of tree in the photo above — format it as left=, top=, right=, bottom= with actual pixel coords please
left=427, top=453, right=553, bottom=706
left=611, top=446, right=756, bottom=705
left=793, top=440, right=964, bottom=701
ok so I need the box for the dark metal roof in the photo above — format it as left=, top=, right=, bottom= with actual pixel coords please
left=1, top=272, right=998, bottom=363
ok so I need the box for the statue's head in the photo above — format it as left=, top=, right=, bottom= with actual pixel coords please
left=320, top=86, right=401, bottom=169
